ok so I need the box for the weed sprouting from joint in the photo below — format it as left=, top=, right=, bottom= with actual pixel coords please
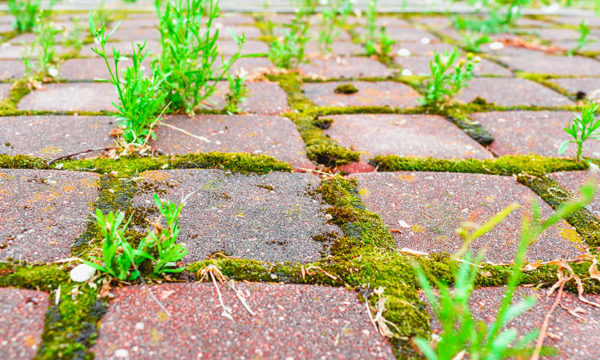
left=155, top=0, right=245, bottom=114
left=364, top=0, right=396, bottom=58
left=421, top=47, right=477, bottom=106
left=559, top=103, right=600, bottom=161
left=8, top=0, right=57, bottom=33
left=85, top=194, right=188, bottom=281
left=89, top=13, right=168, bottom=146
left=225, top=69, right=249, bottom=114
left=23, top=19, right=61, bottom=78
left=269, top=8, right=310, bottom=68
left=63, top=16, right=84, bottom=53
left=413, top=181, right=597, bottom=360
left=315, top=0, right=353, bottom=54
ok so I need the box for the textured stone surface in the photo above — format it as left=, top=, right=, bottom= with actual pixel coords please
left=431, top=287, right=600, bottom=360
left=209, top=81, right=289, bottom=115
left=0, top=83, right=11, bottom=101
left=305, top=41, right=364, bottom=56
left=352, top=172, right=585, bottom=263
left=324, top=114, right=492, bottom=161
left=0, top=170, right=100, bottom=262
left=300, top=57, right=393, bottom=79
left=0, top=288, right=49, bottom=360
left=151, top=115, right=312, bottom=169
left=457, top=78, right=573, bottom=107
left=59, top=58, right=145, bottom=81
left=471, top=111, right=600, bottom=158
left=551, top=77, right=600, bottom=97
left=93, top=283, right=395, bottom=359
left=550, top=171, right=600, bottom=219
left=131, top=170, right=339, bottom=263
left=0, top=116, right=116, bottom=159
left=303, top=81, right=421, bottom=108
left=393, top=42, right=456, bottom=56
left=498, top=53, right=600, bottom=75
left=0, top=60, right=26, bottom=80
left=217, top=39, right=269, bottom=56
left=396, top=57, right=512, bottom=76
left=17, top=83, right=117, bottom=112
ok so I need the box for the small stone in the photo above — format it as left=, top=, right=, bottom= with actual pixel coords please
left=114, top=349, right=129, bottom=358
left=270, top=274, right=278, bottom=280
left=397, top=48, right=411, bottom=57
left=401, top=69, right=413, bottom=76
left=69, top=264, right=96, bottom=282
left=488, top=41, right=504, bottom=50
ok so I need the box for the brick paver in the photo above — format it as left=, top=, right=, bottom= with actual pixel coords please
left=352, top=172, right=585, bottom=263
left=93, top=282, right=395, bottom=359
left=210, top=81, right=289, bottom=115
left=550, top=77, right=600, bottom=98
left=151, top=115, right=311, bottom=169
left=0, top=60, right=26, bottom=80
left=0, top=116, right=115, bottom=159
left=300, top=57, right=393, bottom=79
left=497, top=53, right=600, bottom=75
left=457, top=78, right=573, bottom=107
left=323, top=114, right=492, bottom=161
left=0, top=288, right=49, bottom=360
left=471, top=111, right=600, bottom=158
left=396, top=57, right=512, bottom=76
left=0, top=170, right=100, bottom=262
left=550, top=171, right=600, bottom=219
left=131, top=170, right=339, bottom=263
left=303, top=81, right=421, bottom=108
left=17, top=83, right=117, bottom=112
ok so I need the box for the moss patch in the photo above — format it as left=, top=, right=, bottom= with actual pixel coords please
left=334, top=83, right=359, bottom=94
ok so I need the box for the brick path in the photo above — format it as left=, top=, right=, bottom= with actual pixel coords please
left=2, top=2, right=600, bottom=359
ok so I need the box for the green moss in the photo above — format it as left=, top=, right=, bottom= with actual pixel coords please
left=267, top=72, right=313, bottom=111
left=37, top=283, right=105, bottom=360
left=57, top=153, right=293, bottom=175
left=0, top=78, right=32, bottom=111
left=518, top=175, right=600, bottom=248
left=0, top=154, right=49, bottom=169
left=334, top=83, right=359, bottom=94
left=0, top=263, right=67, bottom=290
left=370, top=154, right=587, bottom=176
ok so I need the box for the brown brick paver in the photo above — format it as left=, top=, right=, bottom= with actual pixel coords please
left=303, top=81, right=421, bottom=108
left=457, top=78, right=573, bottom=106
left=17, top=83, right=117, bottom=112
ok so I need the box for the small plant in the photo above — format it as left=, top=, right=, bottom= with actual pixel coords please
left=414, top=180, right=596, bottom=360
left=558, top=103, right=600, bottom=161
left=225, top=70, right=249, bottom=113
left=461, top=31, right=491, bottom=52
left=269, top=6, right=310, bottom=68
left=89, top=14, right=168, bottom=145
left=85, top=194, right=188, bottom=281
left=317, top=6, right=339, bottom=53
left=421, top=48, right=476, bottom=106
left=63, top=16, right=84, bottom=53
left=569, top=19, right=593, bottom=54
left=155, top=0, right=245, bottom=114
left=23, top=19, right=61, bottom=77
left=363, top=0, right=395, bottom=58
left=8, top=0, right=52, bottom=33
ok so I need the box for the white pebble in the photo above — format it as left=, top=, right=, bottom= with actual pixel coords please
left=488, top=42, right=504, bottom=51
left=69, top=264, right=96, bottom=282
left=114, top=349, right=129, bottom=358
left=397, top=48, right=411, bottom=57
left=400, top=69, right=413, bottom=76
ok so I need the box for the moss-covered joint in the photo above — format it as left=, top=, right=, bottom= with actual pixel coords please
left=519, top=175, right=600, bottom=248
left=0, top=153, right=293, bottom=175
left=369, top=154, right=587, bottom=176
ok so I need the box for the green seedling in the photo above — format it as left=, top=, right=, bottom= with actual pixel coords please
left=363, top=0, right=395, bottom=58
left=23, top=19, right=61, bottom=77
left=422, top=48, right=476, bottom=106
left=8, top=0, right=55, bottom=33
left=317, top=6, right=339, bottom=53
left=559, top=103, right=600, bottom=161
left=89, top=13, right=168, bottom=145
left=84, top=210, right=150, bottom=281
left=269, top=12, right=310, bottom=68
left=155, top=0, right=245, bottom=114
left=570, top=19, right=593, bottom=54
left=143, top=195, right=188, bottom=276
left=225, top=70, right=249, bottom=113
left=451, top=0, right=531, bottom=34
left=461, top=31, right=491, bottom=52
left=414, top=180, right=596, bottom=360
left=63, top=17, right=84, bottom=53
left=85, top=194, right=188, bottom=281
